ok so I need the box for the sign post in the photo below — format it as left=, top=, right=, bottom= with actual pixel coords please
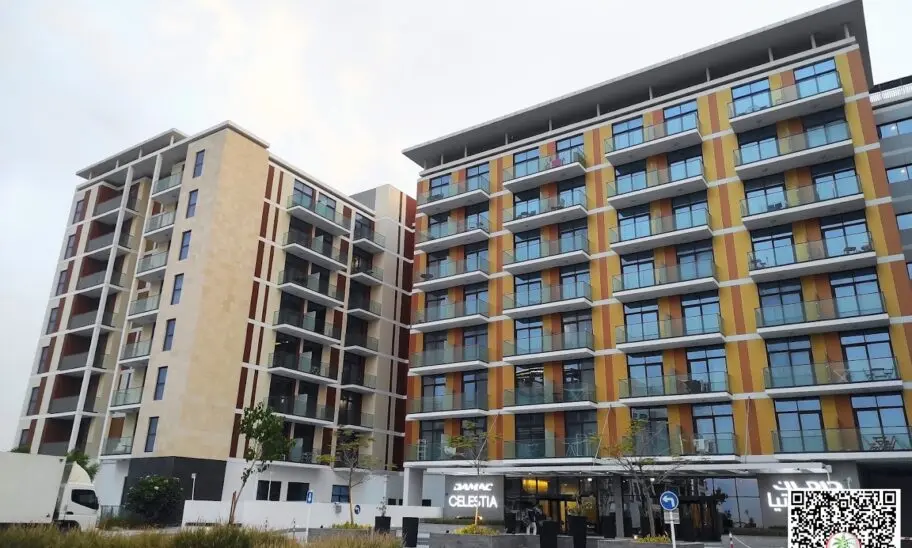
left=659, top=491, right=679, bottom=548
left=305, top=491, right=314, bottom=542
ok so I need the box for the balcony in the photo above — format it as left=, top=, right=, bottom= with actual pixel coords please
left=127, top=294, right=160, bottom=325
left=609, top=210, right=712, bottom=255
left=503, top=235, right=590, bottom=275
left=728, top=74, right=845, bottom=133
left=502, top=384, right=596, bottom=414
left=747, top=234, right=876, bottom=282
left=282, top=441, right=324, bottom=467
left=418, top=176, right=491, bottom=215
left=151, top=174, right=182, bottom=204
left=85, top=232, right=133, bottom=259
left=74, top=270, right=126, bottom=297
left=344, top=333, right=380, bottom=357
left=405, top=393, right=488, bottom=420
left=763, top=358, right=902, bottom=397
left=109, top=387, right=142, bottom=409
left=119, top=340, right=152, bottom=366
left=409, top=345, right=489, bottom=376
left=135, top=251, right=168, bottom=282
left=48, top=396, right=95, bottom=415
left=101, top=437, right=133, bottom=456
left=503, top=192, right=588, bottom=233
left=144, top=210, right=176, bottom=242
left=503, top=435, right=598, bottom=460
left=414, top=258, right=490, bottom=292
left=348, top=298, right=381, bottom=321
left=38, top=442, right=70, bottom=456
left=607, top=161, right=707, bottom=209
left=338, top=411, right=374, bottom=432
left=268, top=352, right=339, bottom=385
left=58, top=352, right=112, bottom=373
left=503, top=332, right=594, bottom=366
left=612, top=261, right=718, bottom=303
left=502, top=150, right=587, bottom=194
left=93, top=195, right=138, bottom=224
left=740, top=176, right=865, bottom=230
left=772, top=428, right=912, bottom=456
left=352, top=228, right=385, bottom=254
left=412, top=300, right=489, bottom=333
left=286, top=195, right=351, bottom=236
left=734, top=121, right=853, bottom=180
left=350, top=264, right=383, bottom=286
left=266, top=396, right=334, bottom=426
left=283, top=231, right=347, bottom=271
left=67, top=310, right=119, bottom=334
left=272, top=310, right=342, bottom=346
left=618, top=372, right=732, bottom=405
left=406, top=440, right=486, bottom=463
left=503, top=282, right=592, bottom=319
left=616, top=315, right=724, bottom=353
left=604, top=115, right=703, bottom=165
left=340, top=373, right=377, bottom=394
left=677, top=431, right=739, bottom=457
left=755, top=293, right=889, bottom=338
left=416, top=219, right=489, bottom=253
left=276, top=270, right=344, bottom=308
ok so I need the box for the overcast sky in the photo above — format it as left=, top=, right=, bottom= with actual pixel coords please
left=0, top=0, right=908, bottom=449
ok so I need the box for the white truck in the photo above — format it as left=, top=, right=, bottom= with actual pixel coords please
left=0, top=451, right=99, bottom=530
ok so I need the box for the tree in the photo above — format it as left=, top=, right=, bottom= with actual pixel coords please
left=229, top=402, right=294, bottom=524
left=319, top=429, right=384, bottom=525
left=66, top=450, right=99, bottom=480
left=602, top=419, right=684, bottom=537
left=125, top=475, right=182, bottom=525
left=446, top=417, right=498, bottom=526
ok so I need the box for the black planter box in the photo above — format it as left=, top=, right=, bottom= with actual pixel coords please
left=567, top=515, right=587, bottom=548
left=374, top=515, right=392, bottom=533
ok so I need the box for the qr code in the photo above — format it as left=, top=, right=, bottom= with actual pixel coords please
left=789, top=489, right=900, bottom=548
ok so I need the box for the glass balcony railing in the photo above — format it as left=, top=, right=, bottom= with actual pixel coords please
left=94, top=196, right=125, bottom=216
left=418, top=175, right=491, bottom=205
left=145, top=210, right=176, bottom=233
left=277, top=270, right=344, bottom=301
left=341, top=373, right=377, bottom=389
left=284, top=231, right=346, bottom=264
left=764, top=358, right=899, bottom=389
left=755, top=293, right=886, bottom=328
left=110, top=387, right=142, bottom=407
left=273, top=310, right=342, bottom=340
left=728, top=72, right=841, bottom=118
left=349, top=298, right=381, bottom=316
left=285, top=441, right=322, bottom=465
left=609, top=210, right=711, bottom=244
left=748, top=234, right=874, bottom=270
left=266, top=395, right=334, bottom=421
left=287, top=194, right=351, bottom=230
left=502, top=149, right=586, bottom=183
left=407, top=440, right=488, bottom=461
left=339, top=412, right=374, bottom=429
left=120, top=340, right=152, bottom=360
left=604, top=113, right=700, bottom=154
left=607, top=160, right=704, bottom=198
left=351, top=263, right=383, bottom=281
left=417, top=218, right=490, bottom=244
left=503, top=331, right=594, bottom=357
left=48, top=396, right=82, bottom=414
left=136, top=251, right=168, bottom=273
left=504, top=435, right=599, bottom=459
left=75, top=271, right=111, bottom=290
left=504, top=384, right=595, bottom=407
left=59, top=352, right=112, bottom=371
left=353, top=227, right=386, bottom=248
left=408, top=393, right=488, bottom=414
left=741, top=174, right=861, bottom=217
left=86, top=232, right=133, bottom=253
left=411, top=345, right=489, bottom=368
left=346, top=333, right=379, bottom=351
left=617, top=315, right=722, bottom=344
left=102, top=437, right=133, bottom=456
left=415, top=258, right=489, bottom=283
left=68, top=310, right=117, bottom=330
left=503, top=191, right=588, bottom=223
left=773, top=427, right=912, bottom=453
left=152, top=174, right=181, bottom=195
left=503, top=281, right=591, bottom=310
left=613, top=260, right=715, bottom=293
left=128, top=294, right=161, bottom=316
left=503, top=234, right=590, bottom=265
left=734, top=121, right=850, bottom=166
left=268, top=352, right=337, bottom=379
left=629, top=430, right=673, bottom=457
left=414, top=300, right=489, bottom=324
left=619, top=372, right=730, bottom=398
left=677, top=431, right=738, bottom=456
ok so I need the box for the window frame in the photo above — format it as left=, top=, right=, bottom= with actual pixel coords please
left=193, top=150, right=205, bottom=178
left=185, top=189, right=198, bottom=218
left=163, top=319, right=176, bottom=351
left=144, top=416, right=159, bottom=452
left=171, top=274, right=184, bottom=305
left=153, top=366, right=168, bottom=400
left=178, top=231, right=192, bottom=260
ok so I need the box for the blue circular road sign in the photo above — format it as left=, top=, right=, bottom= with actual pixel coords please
left=659, top=491, right=679, bottom=511
left=354, top=504, right=361, bottom=515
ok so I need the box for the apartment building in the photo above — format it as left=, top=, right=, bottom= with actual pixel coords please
left=403, top=0, right=912, bottom=541
left=15, top=121, right=415, bottom=507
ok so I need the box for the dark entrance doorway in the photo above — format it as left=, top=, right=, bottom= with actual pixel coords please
left=678, top=496, right=721, bottom=542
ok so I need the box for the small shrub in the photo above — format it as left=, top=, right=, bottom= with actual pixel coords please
left=635, top=534, right=671, bottom=543
left=125, top=475, right=183, bottom=526
left=306, top=535, right=401, bottom=548
left=455, top=524, right=498, bottom=535
left=332, top=521, right=372, bottom=529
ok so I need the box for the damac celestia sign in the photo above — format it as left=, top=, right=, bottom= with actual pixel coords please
left=448, top=482, right=499, bottom=509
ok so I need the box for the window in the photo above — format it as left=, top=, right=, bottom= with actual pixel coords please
left=27, top=387, right=40, bottom=415
left=64, top=235, right=77, bottom=259
left=71, top=489, right=99, bottom=510
left=663, top=100, right=698, bottom=135
left=757, top=280, right=803, bottom=326
left=512, top=149, right=540, bottom=179
left=829, top=268, right=881, bottom=317
left=672, top=191, right=708, bottom=230
left=887, top=163, right=912, bottom=184
left=878, top=117, right=912, bottom=139
left=465, top=163, right=489, bottom=191
left=462, top=325, right=487, bottom=358
left=731, top=78, right=771, bottom=116
left=513, top=230, right=541, bottom=262
left=802, top=108, right=849, bottom=146
left=46, top=307, right=59, bottom=334
left=774, top=399, right=823, bottom=452
left=256, top=480, right=281, bottom=501
left=618, top=205, right=650, bottom=241
left=171, top=274, right=184, bottom=305
left=623, top=301, right=659, bottom=342
left=630, top=407, right=669, bottom=454
left=354, top=214, right=374, bottom=240
left=331, top=485, right=350, bottom=503
left=737, top=126, right=778, bottom=164
left=154, top=367, right=168, bottom=400
left=555, top=135, right=584, bottom=165
left=620, top=252, right=654, bottom=290
left=55, top=270, right=68, bottom=296
left=18, top=429, right=30, bottom=450
left=421, top=375, right=446, bottom=399
left=293, top=180, right=314, bottom=206
left=317, top=194, right=337, bottom=216
left=144, top=417, right=159, bottom=452
left=425, top=290, right=447, bottom=317
left=561, top=311, right=592, bottom=347
left=464, top=202, right=488, bottom=231
left=841, top=330, right=894, bottom=381
left=743, top=176, right=787, bottom=216
left=513, top=189, right=540, bottom=220
left=427, top=213, right=448, bottom=239
left=419, top=420, right=445, bottom=447
left=464, top=241, right=488, bottom=273
left=72, top=199, right=86, bottom=223
left=287, top=482, right=310, bottom=502
left=429, top=174, right=451, bottom=196
left=793, top=58, right=839, bottom=98
left=908, top=262, right=912, bottom=280
left=667, top=145, right=703, bottom=182
left=163, top=319, right=176, bottom=351
left=612, top=117, right=644, bottom=150
left=897, top=213, right=912, bottom=231
left=820, top=211, right=870, bottom=257
left=515, top=273, right=543, bottom=307
left=515, top=365, right=545, bottom=391
left=515, top=413, right=545, bottom=443
left=687, top=346, right=727, bottom=391
left=614, top=160, right=647, bottom=194
left=851, top=394, right=910, bottom=450
left=563, top=359, right=594, bottom=387
left=185, top=190, right=198, bottom=218
left=565, top=410, right=597, bottom=446
left=627, top=353, right=663, bottom=396
left=558, top=218, right=588, bottom=252
left=812, top=159, right=859, bottom=200
left=37, top=346, right=51, bottom=373
left=514, top=317, right=544, bottom=354
left=178, top=231, right=191, bottom=260
left=464, top=282, right=488, bottom=315
left=766, top=337, right=813, bottom=388
left=750, top=226, right=795, bottom=269
left=560, top=263, right=590, bottom=299
left=677, top=240, right=714, bottom=280
left=681, top=292, right=720, bottom=334
left=693, top=403, right=735, bottom=453
left=461, top=370, right=487, bottom=408
left=193, top=150, right=205, bottom=177
left=558, top=177, right=586, bottom=209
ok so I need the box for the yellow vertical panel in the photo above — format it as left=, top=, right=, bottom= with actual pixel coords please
left=707, top=185, right=724, bottom=230
left=583, top=129, right=595, bottom=169
left=768, top=73, right=783, bottom=92
left=501, top=414, right=515, bottom=443
left=854, top=151, right=875, bottom=199
left=753, top=398, right=776, bottom=455
left=720, top=134, right=739, bottom=178
left=905, top=389, right=912, bottom=426
left=876, top=263, right=902, bottom=317
left=834, top=53, right=854, bottom=96
left=820, top=397, right=840, bottom=430
left=891, top=325, right=912, bottom=380
left=595, top=355, right=609, bottom=402
left=844, top=101, right=866, bottom=148
left=696, top=95, right=711, bottom=134
left=592, top=303, right=607, bottom=350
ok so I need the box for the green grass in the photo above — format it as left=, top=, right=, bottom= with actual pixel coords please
left=454, top=524, right=498, bottom=535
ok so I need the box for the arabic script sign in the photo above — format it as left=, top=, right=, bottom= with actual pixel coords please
left=766, top=480, right=844, bottom=512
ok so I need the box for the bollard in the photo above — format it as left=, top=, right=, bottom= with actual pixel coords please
left=729, top=531, right=733, bottom=548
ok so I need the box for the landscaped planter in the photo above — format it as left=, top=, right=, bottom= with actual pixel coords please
left=429, top=532, right=539, bottom=548
left=375, top=516, right=392, bottom=533
left=596, top=540, right=703, bottom=548
left=307, top=527, right=375, bottom=541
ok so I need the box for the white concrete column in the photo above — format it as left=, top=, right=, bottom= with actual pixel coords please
left=403, top=467, right=424, bottom=506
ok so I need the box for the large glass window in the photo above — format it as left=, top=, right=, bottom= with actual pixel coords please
left=811, top=159, right=859, bottom=200
left=163, top=319, right=176, bottom=351
left=515, top=273, right=542, bottom=308
left=621, top=252, right=654, bottom=289
left=464, top=241, right=488, bottom=273
left=562, top=311, right=592, bottom=348
left=750, top=226, right=795, bottom=269
left=663, top=100, right=698, bottom=135
left=421, top=375, right=446, bottom=399
left=878, top=117, right=912, bottom=139
left=556, top=135, right=584, bottom=165
left=615, top=160, right=647, bottom=194
left=743, top=176, right=786, bottom=216
left=558, top=219, right=588, bottom=251
left=677, top=240, right=714, bottom=279
left=821, top=211, right=870, bottom=257
left=693, top=403, right=735, bottom=453
left=612, top=117, right=644, bottom=149
left=425, top=289, right=447, bottom=313
left=766, top=337, right=813, bottom=387
left=464, top=282, right=488, bottom=315
left=466, top=163, right=489, bottom=191
left=618, top=205, right=650, bottom=241
left=802, top=107, right=848, bottom=146
left=193, top=150, right=205, bottom=178
left=793, top=58, right=839, bottom=98
left=463, top=325, right=487, bottom=356
left=624, top=301, right=659, bottom=341
left=429, top=174, right=451, bottom=195
left=731, top=78, right=771, bottom=116
left=513, top=149, right=540, bottom=178
left=144, top=417, right=159, bottom=452
left=887, top=163, right=912, bottom=184
left=630, top=407, right=669, bottom=455
left=627, top=353, right=663, bottom=397
left=462, top=370, right=487, bottom=408
left=686, top=346, right=727, bottom=391
left=178, top=231, right=192, bottom=260
left=64, top=235, right=77, bottom=259
left=515, top=414, right=546, bottom=458
left=774, top=399, right=823, bottom=452
left=737, top=126, right=778, bottom=164
left=465, top=202, right=488, bottom=231
left=293, top=180, right=314, bottom=206
left=563, top=360, right=595, bottom=388
left=513, top=189, right=540, bottom=219
left=758, top=280, right=804, bottom=325
left=558, top=177, right=586, bottom=207
left=898, top=213, right=912, bottom=231
left=672, top=191, right=708, bottom=229
left=560, top=264, right=590, bottom=299
left=667, top=145, right=703, bottom=182
left=841, top=329, right=895, bottom=381
left=154, top=367, right=168, bottom=400
left=513, top=230, right=541, bottom=262
left=681, top=292, right=720, bottom=334
left=515, top=317, right=543, bottom=354
left=851, top=394, right=910, bottom=450
left=829, top=268, right=881, bottom=317
left=515, top=365, right=544, bottom=391
left=565, top=410, right=597, bottom=451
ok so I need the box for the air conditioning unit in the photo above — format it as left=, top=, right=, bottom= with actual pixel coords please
left=693, top=438, right=708, bottom=454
